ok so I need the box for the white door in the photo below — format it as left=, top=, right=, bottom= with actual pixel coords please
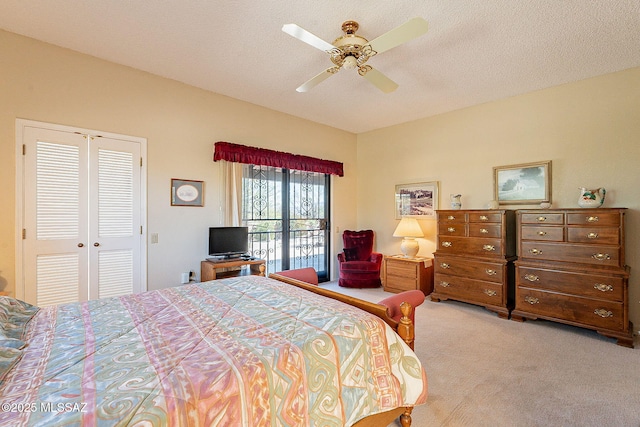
left=18, top=121, right=146, bottom=306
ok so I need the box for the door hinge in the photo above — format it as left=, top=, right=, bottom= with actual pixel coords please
left=140, top=157, right=143, bottom=167
left=22, top=144, right=26, bottom=155
left=22, top=229, right=26, bottom=239
left=140, top=226, right=143, bottom=235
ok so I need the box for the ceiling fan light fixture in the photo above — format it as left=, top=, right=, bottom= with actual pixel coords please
left=343, top=55, right=358, bottom=70
left=283, top=17, right=428, bottom=93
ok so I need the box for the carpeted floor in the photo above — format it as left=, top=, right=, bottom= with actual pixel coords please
left=321, top=282, right=640, bottom=427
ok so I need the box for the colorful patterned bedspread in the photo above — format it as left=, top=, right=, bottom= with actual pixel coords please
left=1, top=276, right=427, bottom=426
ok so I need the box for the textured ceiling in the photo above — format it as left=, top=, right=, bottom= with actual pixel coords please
left=1, top=1, right=639, bottom=133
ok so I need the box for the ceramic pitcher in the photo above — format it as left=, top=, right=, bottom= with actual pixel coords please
left=578, top=187, right=606, bottom=208
left=450, top=194, right=462, bottom=210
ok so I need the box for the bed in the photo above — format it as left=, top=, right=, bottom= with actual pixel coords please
left=1, top=274, right=427, bottom=426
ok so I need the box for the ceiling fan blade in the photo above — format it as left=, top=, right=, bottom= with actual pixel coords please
left=366, top=17, right=428, bottom=54
left=361, top=67, right=398, bottom=93
left=282, top=24, right=335, bottom=52
left=296, top=68, right=338, bottom=92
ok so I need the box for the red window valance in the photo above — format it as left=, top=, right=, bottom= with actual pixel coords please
left=213, top=141, right=344, bottom=177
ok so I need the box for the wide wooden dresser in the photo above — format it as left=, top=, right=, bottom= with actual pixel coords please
left=511, top=208, right=633, bottom=347
left=432, top=209, right=516, bottom=318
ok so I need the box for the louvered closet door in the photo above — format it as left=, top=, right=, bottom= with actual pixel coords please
left=22, top=126, right=143, bottom=306
left=23, top=128, right=89, bottom=305
left=89, top=137, right=142, bottom=300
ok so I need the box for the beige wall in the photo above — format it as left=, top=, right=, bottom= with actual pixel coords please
left=357, top=66, right=640, bottom=332
left=0, top=30, right=358, bottom=294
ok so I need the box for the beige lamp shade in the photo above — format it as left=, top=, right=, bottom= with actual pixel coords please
left=393, top=218, right=424, bottom=238
left=393, top=218, right=424, bottom=258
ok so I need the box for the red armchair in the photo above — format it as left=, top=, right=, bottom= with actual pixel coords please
left=337, top=230, right=383, bottom=288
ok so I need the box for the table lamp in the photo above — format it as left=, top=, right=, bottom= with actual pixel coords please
left=393, top=217, right=424, bottom=258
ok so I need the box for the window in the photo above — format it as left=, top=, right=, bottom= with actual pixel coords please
left=242, top=164, right=330, bottom=280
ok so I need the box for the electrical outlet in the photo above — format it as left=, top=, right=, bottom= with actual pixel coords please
left=151, top=233, right=159, bottom=244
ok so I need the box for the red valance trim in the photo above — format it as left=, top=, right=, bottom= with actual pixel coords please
left=213, top=141, right=344, bottom=177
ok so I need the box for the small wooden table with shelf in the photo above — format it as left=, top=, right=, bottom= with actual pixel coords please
left=201, top=258, right=266, bottom=282
left=383, top=255, right=434, bottom=295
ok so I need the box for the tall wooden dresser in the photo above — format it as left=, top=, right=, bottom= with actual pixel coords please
left=432, top=210, right=516, bottom=318
left=511, top=208, right=633, bottom=347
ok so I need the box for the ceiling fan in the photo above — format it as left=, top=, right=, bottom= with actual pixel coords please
left=282, top=17, right=428, bottom=93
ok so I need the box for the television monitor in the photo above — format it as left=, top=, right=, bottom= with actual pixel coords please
left=208, top=226, right=249, bottom=258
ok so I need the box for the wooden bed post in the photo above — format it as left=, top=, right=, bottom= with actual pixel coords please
left=400, top=407, right=414, bottom=427
left=397, top=302, right=415, bottom=350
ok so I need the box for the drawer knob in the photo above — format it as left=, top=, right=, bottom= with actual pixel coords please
left=587, top=232, right=599, bottom=239
left=594, top=308, right=613, bottom=318
left=592, top=253, right=611, bottom=261
left=594, top=283, right=614, bottom=292
left=537, top=231, right=547, bottom=236
left=440, top=262, right=450, bottom=269
left=524, top=296, right=539, bottom=305
left=439, top=281, right=450, bottom=287
left=479, top=215, right=489, bottom=221
left=529, top=248, right=542, bottom=255
left=483, top=244, right=496, bottom=252
left=587, top=216, right=599, bottom=223
left=442, top=241, right=452, bottom=247
left=485, top=269, right=497, bottom=276
left=483, top=289, right=497, bottom=297
left=447, top=227, right=456, bottom=232
left=524, top=274, right=539, bottom=282
left=447, top=215, right=455, bottom=220
left=480, top=228, right=489, bottom=234
left=537, top=216, right=547, bottom=222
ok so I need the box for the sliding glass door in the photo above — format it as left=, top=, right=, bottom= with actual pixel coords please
left=242, top=165, right=330, bottom=280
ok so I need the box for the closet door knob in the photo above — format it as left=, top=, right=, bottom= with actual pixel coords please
left=77, top=243, right=84, bottom=248
left=94, top=242, right=101, bottom=247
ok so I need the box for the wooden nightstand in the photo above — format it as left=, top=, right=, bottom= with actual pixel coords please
left=383, top=255, right=434, bottom=295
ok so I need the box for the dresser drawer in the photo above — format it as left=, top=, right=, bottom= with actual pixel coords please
left=567, top=227, right=620, bottom=245
left=516, top=266, right=624, bottom=301
left=469, top=223, right=502, bottom=238
left=567, top=212, right=620, bottom=227
left=435, top=273, right=504, bottom=306
left=438, top=212, right=466, bottom=223
left=521, top=225, right=563, bottom=241
left=386, top=275, right=419, bottom=292
left=386, top=262, right=418, bottom=279
left=520, top=242, right=621, bottom=267
left=438, top=236, right=503, bottom=257
left=468, top=212, right=502, bottom=223
left=520, top=212, right=564, bottom=224
left=435, top=255, right=504, bottom=283
left=438, top=223, right=467, bottom=236
left=515, top=288, right=624, bottom=331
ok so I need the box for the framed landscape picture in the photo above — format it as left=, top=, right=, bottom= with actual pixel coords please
left=395, top=181, right=439, bottom=218
left=493, top=161, right=551, bottom=205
